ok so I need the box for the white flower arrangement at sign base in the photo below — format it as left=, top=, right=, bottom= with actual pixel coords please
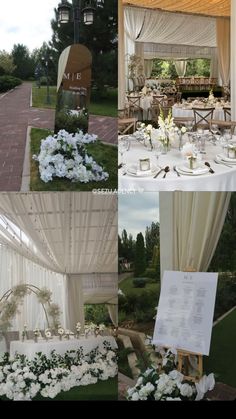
left=127, top=348, right=215, bottom=401
left=157, top=108, right=176, bottom=148
left=33, top=129, right=109, bottom=184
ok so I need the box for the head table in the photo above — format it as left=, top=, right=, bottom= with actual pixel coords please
left=10, top=335, right=117, bottom=361
left=119, top=137, right=236, bottom=192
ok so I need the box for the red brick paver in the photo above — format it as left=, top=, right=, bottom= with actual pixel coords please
left=89, top=115, right=117, bottom=145
left=0, top=82, right=55, bottom=191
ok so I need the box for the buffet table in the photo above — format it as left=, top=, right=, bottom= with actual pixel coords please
left=10, top=336, right=117, bottom=360
left=119, top=137, right=236, bottom=191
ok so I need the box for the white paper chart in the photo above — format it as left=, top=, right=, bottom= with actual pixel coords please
left=152, top=271, right=218, bottom=355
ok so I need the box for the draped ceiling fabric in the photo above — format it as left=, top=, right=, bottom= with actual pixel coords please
left=122, top=1, right=230, bottom=17
left=0, top=193, right=118, bottom=330
left=0, top=193, right=117, bottom=275
left=159, top=192, right=231, bottom=277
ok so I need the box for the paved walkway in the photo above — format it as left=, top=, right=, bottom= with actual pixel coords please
left=89, top=115, right=117, bottom=145
left=0, top=82, right=55, bottom=191
left=0, top=83, right=117, bottom=191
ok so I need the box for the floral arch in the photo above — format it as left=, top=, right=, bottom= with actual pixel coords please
left=0, top=284, right=61, bottom=338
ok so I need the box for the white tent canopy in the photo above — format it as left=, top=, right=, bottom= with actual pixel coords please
left=0, top=193, right=118, bottom=335
left=119, top=1, right=232, bottom=108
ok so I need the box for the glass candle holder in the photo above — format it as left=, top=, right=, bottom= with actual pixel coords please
left=139, top=158, right=150, bottom=171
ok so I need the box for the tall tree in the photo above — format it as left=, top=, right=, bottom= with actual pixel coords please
left=11, top=44, right=34, bottom=79
left=134, top=233, right=146, bottom=277
left=145, top=222, right=160, bottom=262
left=49, top=0, right=117, bottom=93
left=0, top=51, right=16, bottom=75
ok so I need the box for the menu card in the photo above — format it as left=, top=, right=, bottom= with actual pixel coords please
left=152, top=271, right=218, bottom=355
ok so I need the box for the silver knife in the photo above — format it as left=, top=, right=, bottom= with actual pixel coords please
left=153, top=168, right=164, bottom=178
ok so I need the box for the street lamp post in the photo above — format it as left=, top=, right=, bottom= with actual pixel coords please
left=57, top=0, right=103, bottom=44
left=42, top=52, right=53, bottom=105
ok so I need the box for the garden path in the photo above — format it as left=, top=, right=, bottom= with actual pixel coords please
left=0, top=82, right=117, bottom=191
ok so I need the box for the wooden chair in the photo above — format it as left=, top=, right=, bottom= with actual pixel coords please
left=152, top=95, right=165, bottom=106
left=192, top=107, right=214, bottom=130
left=160, top=106, right=172, bottom=119
left=223, top=106, right=231, bottom=121
left=150, top=104, right=160, bottom=125
left=174, top=116, right=194, bottom=128
left=127, top=95, right=142, bottom=119
left=209, top=119, right=236, bottom=135
left=118, top=117, right=136, bottom=135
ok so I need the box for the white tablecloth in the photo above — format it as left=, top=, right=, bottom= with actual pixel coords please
left=10, top=336, right=117, bottom=360
left=172, top=105, right=225, bottom=121
left=119, top=139, right=236, bottom=191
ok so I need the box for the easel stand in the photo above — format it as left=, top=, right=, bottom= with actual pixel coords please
left=176, top=267, right=203, bottom=382
left=177, top=349, right=203, bottom=382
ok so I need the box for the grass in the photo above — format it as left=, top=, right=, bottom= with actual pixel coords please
left=0, top=378, right=118, bottom=401
left=32, top=85, right=57, bottom=109
left=204, top=308, right=236, bottom=387
left=30, top=128, right=117, bottom=191
left=119, top=276, right=160, bottom=297
left=32, top=84, right=117, bottom=117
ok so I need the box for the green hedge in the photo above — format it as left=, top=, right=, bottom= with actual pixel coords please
left=55, top=111, right=88, bottom=134
left=0, top=75, right=22, bottom=92
left=133, top=278, right=146, bottom=288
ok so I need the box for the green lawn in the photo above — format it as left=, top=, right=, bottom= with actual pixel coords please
left=204, top=308, right=236, bottom=387
left=32, top=85, right=57, bottom=109
left=30, top=128, right=117, bottom=191
left=119, top=276, right=160, bottom=297
left=32, top=84, right=117, bottom=117
left=0, top=377, right=118, bottom=401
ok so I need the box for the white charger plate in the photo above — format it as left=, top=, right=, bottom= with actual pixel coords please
left=216, top=153, right=236, bottom=164
left=126, top=164, right=160, bottom=177
left=176, top=163, right=209, bottom=176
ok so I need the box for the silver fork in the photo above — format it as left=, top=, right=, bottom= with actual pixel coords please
left=173, top=165, right=181, bottom=177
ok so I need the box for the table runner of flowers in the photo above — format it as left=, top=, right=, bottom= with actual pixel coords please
left=33, top=130, right=109, bottom=183
left=0, top=342, right=117, bottom=400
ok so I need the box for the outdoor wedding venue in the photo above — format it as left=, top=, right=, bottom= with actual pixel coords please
left=118, top=191, right=236, bottom=401
left=0, top=192, right=118, bottom=401
left=0, top=0, right=117, bottom=192
left=118, top=0, right=236, bottom=191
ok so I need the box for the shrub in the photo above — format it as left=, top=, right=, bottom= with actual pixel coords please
left=0, top=75, right=22, bottom=92
left=133, top=278, right=146, bottom=288
left=55, top=111, right=88, bottom=134
left=144, top=268, right=158, bottom=281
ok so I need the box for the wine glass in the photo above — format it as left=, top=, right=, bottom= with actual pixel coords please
left=153, top=141, right=163, bottom=165
left=118, top=137, right=130, bottom=171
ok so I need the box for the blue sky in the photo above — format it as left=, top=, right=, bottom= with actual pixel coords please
left=1, top=0, right=60, bottom=52
left=118, top=192, right=159, bottom=239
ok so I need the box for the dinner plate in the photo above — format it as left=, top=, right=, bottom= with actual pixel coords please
left=126, top=164, right=160, bottom=177
left=176, top=164, right=209, bottom=176
left=216, top=153, right=236, bottom=164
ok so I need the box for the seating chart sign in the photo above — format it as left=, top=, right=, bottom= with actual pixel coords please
left=153, top=271, right=218, bottom=355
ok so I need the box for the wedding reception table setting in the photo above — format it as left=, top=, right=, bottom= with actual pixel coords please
left=118, top=118, right=236, bottom=191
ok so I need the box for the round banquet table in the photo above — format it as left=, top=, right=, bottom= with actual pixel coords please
left=10, top=335, right=117, bottom=360
left=119, top=139, right=236, bottom=192
left=172, top=104, right=226, bottom=121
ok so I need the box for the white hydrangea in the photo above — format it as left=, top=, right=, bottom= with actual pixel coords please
left=33, top=130, right=109, bottom=184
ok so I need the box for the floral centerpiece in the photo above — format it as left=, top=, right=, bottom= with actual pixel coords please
left=208, top=89, right=215, bottom=105
left=127, top=348, right=215, bottom=401
left=138, top=123, right=154, bottom=150
left=157, top=108, right=175, bottom=152
left=33, top=129, right=109, bottom=184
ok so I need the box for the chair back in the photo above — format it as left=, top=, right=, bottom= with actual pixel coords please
left=192, top=107, right=214, bottom=129
left=223, top=107, right=231, bottom=122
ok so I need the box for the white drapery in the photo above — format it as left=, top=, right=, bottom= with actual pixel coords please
left=57, top=46, right=71, bottom=91
left=107, top=304, right=118, bottom=327
left=231, top=0, right=236, bottom=120
left=137, top=9, right=217, bottom=47
left=160, top=192, right=231, bottom=275
left=143, top=43, right=217, bottom=61
left=174, top=60, right=187, bottom=77
left=144, top=59, right=153, bottom=77
left=65, top=275, right=85, bottom=330
left=0, top=193, right=117, bottom=275
left=0, top=245, right=67, bottom=331
left=118, top=0, right=126, bottom=108
left=216, top=18, right=230, bottom=87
